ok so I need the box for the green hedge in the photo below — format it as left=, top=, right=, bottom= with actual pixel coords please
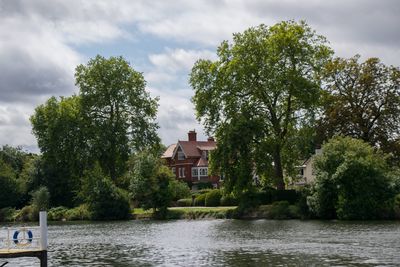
left=194, top=193, right=207, bottom=206
left=176, top=198, right=193, bottom=207
left=220, top=193, right=239, bottom=206
left=205, top=190, right=222, bottom=207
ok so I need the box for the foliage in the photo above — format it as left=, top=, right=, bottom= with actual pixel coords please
left=81, top=163, right=131, bottom=220
left=0, top=207, right=17, bottom=222
left=31, top=186, right=50, bottom=214
left=205, top=189, right=222, bottom=207
left=196, top=182, right=213, bottom=190
left=48, top=206, right=69, bottom=221
left=308, top=136, right=396, bottom=219
left=30, top=96, right=87, bottom=207
left=64, top=204, right=91, bottom=220
left=220, top=193, right=239, bottom=206
left=269, top=201, right=292, bottom=219
left=0, top=158, right=21, bottom=208
left=76, top=55, right=160, bottom=180
left=318, top=56, right=400, bottom=163
left=129, top=152, right=175, bottom=218
left=169, top=179, right=191, bottom=201
left=190, top=21, right=332, bottom=192
left=176, top=198, right=193, bottom=207
left=14, top=205, right=35, bottom=222
left=194, top=193, right=207, bottom=206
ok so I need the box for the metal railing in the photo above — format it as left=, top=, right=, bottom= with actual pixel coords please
left=1, top=227, right=41, bottom=251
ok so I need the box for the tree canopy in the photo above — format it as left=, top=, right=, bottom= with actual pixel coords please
left=190, top=21, right=332, bottom=190
left=75, top=55, right=160, bottom=180
left=317, top=56, right=400, bottom=162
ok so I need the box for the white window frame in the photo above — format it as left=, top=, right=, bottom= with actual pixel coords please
left=171, top=167, right=176, bottom=175
left=179, top=167, right=185, bottom=178
left=199, top=167, right=208, bottom=177
left=192, top=167, right=198, bottom=177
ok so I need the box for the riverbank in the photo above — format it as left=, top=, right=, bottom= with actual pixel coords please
left=132, top=202, right=301, bottom=220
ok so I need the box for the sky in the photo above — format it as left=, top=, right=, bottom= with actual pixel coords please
left=0, top=0, right=399, bottom=153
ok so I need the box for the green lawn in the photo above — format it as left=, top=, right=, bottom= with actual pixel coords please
left=132, top=206, right=237, bottom=219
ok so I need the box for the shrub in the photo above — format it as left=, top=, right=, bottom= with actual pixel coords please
left=309, top=137, right=395, bottom=220
left=14, top=205, right=35, bottom=221
left=194, top=193, right=207, bottom=206
left=169, top=180, right=191, bottom=201
left=220, top=193, right=239, bottom=206
left=31, top=186, right=50, bottom=212
left=176, top=198, right=193, bottom=207
left=48, top=206, right=68, bottom=221
left=65, top=204, right=91, bottom=220
left=81, top=164, right=131, bottom=220
left=269, top=201, right=291, bottom=219
left=0, top=207, right=16, bottom=222
left=205, top=190, right=222, bottom=207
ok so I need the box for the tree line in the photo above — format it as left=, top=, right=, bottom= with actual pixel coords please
left=1, top=20, right=400, bottom=221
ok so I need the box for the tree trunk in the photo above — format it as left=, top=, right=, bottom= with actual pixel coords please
left=273, top=145, right=285, bottom=190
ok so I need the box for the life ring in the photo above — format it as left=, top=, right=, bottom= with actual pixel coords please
left=13, top=229, right=33, bottom=246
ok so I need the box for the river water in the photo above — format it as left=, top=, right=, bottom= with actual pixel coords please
left=2, top=219, right=400, bottom=266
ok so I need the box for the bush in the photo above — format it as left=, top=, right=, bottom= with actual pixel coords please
left=48, top=206, right=68, bottom=221
left=205, top=190, right=222, bottom=207
left=269, top=201, right=291, bottom=219
left=170, top=180, right=191, bottom=201
left=31, top=186, right=50, bottom=212
left=0, top=207, right=16, bottom=222
left=15, top=205, right=35, bottom=221
left=309, top=137, right=396, bottom=220
left=220, top=193, right=239, bottom=206
left=65, top=204, right=91, bottom=220
left=176, top=198, right=193, bottom=207
left=194, top=193, right=207, bottom=206
left=0, top=163, right=21, bottom=208
left=81, top=164, right=131, bottom=220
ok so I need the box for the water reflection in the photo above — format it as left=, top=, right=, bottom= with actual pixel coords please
left=2, top=219, right=400, bottom=266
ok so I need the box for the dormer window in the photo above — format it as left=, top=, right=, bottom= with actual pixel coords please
left=178, top=151, right=185, bottom=160
left=202, top=150, right=208, bottom=160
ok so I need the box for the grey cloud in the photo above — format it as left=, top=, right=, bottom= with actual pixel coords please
left=0, top=47, right=75, bottom=103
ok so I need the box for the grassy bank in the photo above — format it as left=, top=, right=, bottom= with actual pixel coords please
left=132, top=206, right=237, bottom=220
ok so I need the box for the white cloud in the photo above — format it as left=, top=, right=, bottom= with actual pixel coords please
left=1, top=0, right=399, bottom=151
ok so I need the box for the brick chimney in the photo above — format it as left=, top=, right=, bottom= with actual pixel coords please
left=207, top=137, right=215, bottom=142
left=188, top=130, right=197, bottom=141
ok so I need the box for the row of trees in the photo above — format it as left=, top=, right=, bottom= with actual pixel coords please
left=1, top=56, right=191, bottom=220
left=190, top=21, right=400, bottom=202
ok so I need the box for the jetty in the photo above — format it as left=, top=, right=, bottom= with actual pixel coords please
left=0, top=211, right=47, bottom=267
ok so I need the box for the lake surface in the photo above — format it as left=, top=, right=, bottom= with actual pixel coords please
left=2, top=219, right=400, bottom=266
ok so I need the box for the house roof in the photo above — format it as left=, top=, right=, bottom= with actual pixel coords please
left=161, top=144, right=177, bottom=158
left=163, top=140, right=217, bottom=159
left=178, top=140, right=216, bottom=158
left=196, top=157, right=208, bottom=167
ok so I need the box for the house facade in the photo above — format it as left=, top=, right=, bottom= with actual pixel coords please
left=161, top=130, right=220, bottom=189
left=294, top=149, right=322, bottom=185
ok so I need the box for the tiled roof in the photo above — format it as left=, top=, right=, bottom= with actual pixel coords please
left=161, top=144, right=176, bottom=158
left=196, top=157, right=208, bottom=167
left=178, top=140, right=216, bottom=158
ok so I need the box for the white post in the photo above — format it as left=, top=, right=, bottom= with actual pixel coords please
left=39, top=211, right=47, bottom=251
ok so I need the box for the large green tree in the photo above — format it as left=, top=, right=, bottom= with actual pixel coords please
left=75, top=55, right=160, bottom=180
left=317, top=56, right=400, bottom=162
left=190, top=21, right=332, bottom=190
left=31, top=96, right=87, bottom=206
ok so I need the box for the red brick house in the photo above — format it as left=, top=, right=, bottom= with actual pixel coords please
left=161, top=130, right=220, bottom=189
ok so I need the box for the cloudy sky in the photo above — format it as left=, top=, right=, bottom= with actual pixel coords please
left=0, top=0, right=399, bottom=152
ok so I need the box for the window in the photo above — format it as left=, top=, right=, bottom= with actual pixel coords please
left=171, top=167, right=176, bottom=175
left=192, top=168, right=198, bottom=177
left=199, top=167, right=208, bottom=177
left=178, top=151, right=185, bottom=160
left=179, top=167, right=185, bottom=178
